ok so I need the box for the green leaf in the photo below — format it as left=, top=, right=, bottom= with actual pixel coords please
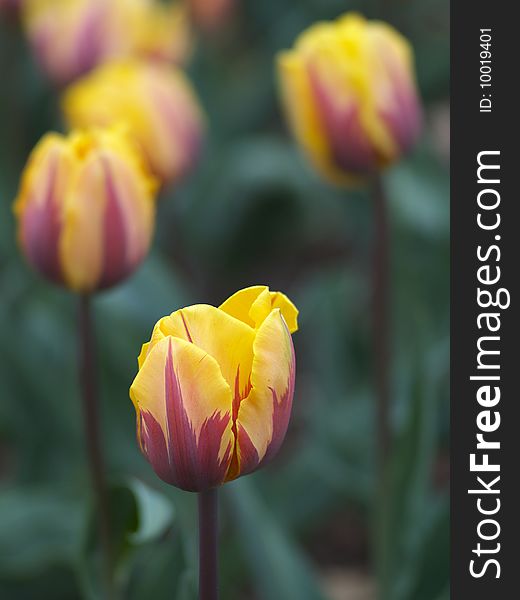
left=376, top=354, right=448, bottom=600
left=226, top=479, right=329, bottom=600
left=125, top=533, right=192, bottom=600
left=78, top=478, right=176, bottom=598
left=128, top=478, right=176, bottom=545
left=0, top=487, right=83, bottom=577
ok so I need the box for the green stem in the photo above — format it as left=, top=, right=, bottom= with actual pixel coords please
left=198, top=488, right=219, bottom=600
left=78, top=294, right=114, bottom=598
left=371, top=175, right=392, bottom=600
left=371, top=175, right=392, bottom=475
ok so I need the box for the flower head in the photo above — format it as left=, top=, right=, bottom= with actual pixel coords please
left=277, top=13, right=422, bottom=184
left=22, top=0, right=191, bottom=84
left=13, top=127, right=158, bottom=292
left=130, top=286, right=298, bottom=492
left=62, top=59, right=204, bottom=185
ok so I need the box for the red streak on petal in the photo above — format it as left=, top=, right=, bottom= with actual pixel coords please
left=74, top=3, right=106, bottom=80
left=376, top=49, right=422, bottom=156
left=309, top=67, right=378, bottom=174
left=226, top=365, right=254, bottom=480
left=234, top=423, right=260, bottom=477
left=139, top=409, right=172, bottom=483
left=160, top=339, right=231, bottom=491
left=98, top=159, right=129, bottom=290
left=379, top=76, right=421, bottom=154
left=151, top=78, right=203, bottom=180
left=180, top=310, right=194, bottom=343
left=263, top=330, right=296, bottom=465
left=21, top=157, right=64, bottom=284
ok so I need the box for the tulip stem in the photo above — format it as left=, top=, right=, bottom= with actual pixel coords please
left=371, top=176, right=393, bottom=599
left=371, top=175, right=391, bottom=483
left=78, top=294, right=114, bottom=598
left=198, top=488, right=219, bottom=600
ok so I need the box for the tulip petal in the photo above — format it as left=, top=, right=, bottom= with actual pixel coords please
left=232, top=309, right=296, bottom=477
left=218, top=285, right=266, bottom=328
left=367, top=24, right=422, bottom=154
left=59, top=152, right=106, bottom=291
left=270, top=292, right=299, bottom=333
left=130, top=336, right=234, bottom=491
left=219, top=286, right=299, bottom=333
left=150, top=305, right=256, bottom=398
left=97, top=157, right=129, bottom=289
left=99, top=150, right=156, bottom=289
left=145, top=64, right=204, bottom=182
left=137, top=341, right=151, bottom=370
left=277, top=51, right=342, bottom=182
left=14, top=135, right=70, bottom=285
left=250, top=289, right=299, bottom=334
left=308, top=69, right=380, bottom=174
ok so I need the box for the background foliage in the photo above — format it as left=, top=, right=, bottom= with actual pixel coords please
left=0, top=0, right=449, bottom=598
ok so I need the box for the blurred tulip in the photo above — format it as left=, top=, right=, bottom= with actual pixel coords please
left=22, top=0, right=191, bottom=85
left=130, top=285, right=298, bottom=492
left=13, top=127, right=158, bottom=292
left=63, top=59, right=205, bottom=184
left=188, top=0, right=235, bottom=33
left=277, top=13, right=422, bottom=184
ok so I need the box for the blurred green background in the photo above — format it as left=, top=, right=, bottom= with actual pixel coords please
left=0, top=0, right=449, bottom=598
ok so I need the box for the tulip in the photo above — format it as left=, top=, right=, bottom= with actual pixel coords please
left=62, top=59, right=205, bottom=184
left=277, top=12, right=422, bottom=184
left=129, top=285, right=298, bottom=492
left=13, top=126, right=158, bottom=292
left=22, top=0, right=191, bottom=85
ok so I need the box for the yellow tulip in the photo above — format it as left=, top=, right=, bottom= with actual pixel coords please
left=277, top=13, right=422, bottom=184
left=13, top=127, right=157, bottom=292
left=130, top=286, right=299, bottom=492
left=22, top=0, right=191, bottom=85
left=62, top=59, right=205, bottom=184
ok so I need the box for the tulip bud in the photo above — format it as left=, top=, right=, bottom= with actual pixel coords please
left=22, top=0, right=191, bottom=85
left=62, top=60, right=205, bottom=185
left=277, top=13, right=422, bottom=184
left=130, top=286, right=298, bottom=492
left=13, top=127, right=158, bottom=293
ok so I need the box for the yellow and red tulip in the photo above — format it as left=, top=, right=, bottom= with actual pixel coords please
left=130, top=286, right=298, bottom=492
left=277, top=13, right=422, bottom=184
left=13, top=127, right=157, bottom=292
left=22, top=0, right=191, bottom=85
left=62, top=59, right=205, bottom=185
